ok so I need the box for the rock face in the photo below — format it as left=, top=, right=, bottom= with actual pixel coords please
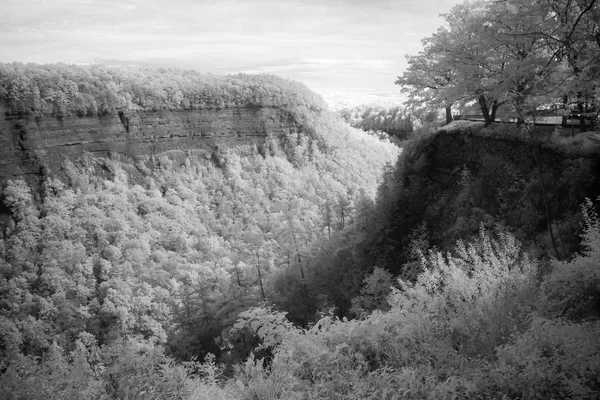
left=0, top=106, right=298, bottom=186
left=378, top=127, right=600, bottom=272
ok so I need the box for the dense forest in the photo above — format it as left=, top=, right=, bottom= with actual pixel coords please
left=0, top=62, right=403, bottom=398
left=0, top=63, right=326, bottom=138
left=1, top=0, right=600, bottom=398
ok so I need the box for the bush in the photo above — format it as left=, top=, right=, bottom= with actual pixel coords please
left=539, top=198, right=600, bottom=321
left=478, top=317, right=600, bottom=399
left=228, top=223, right=600, bottom=399
left=0, top=341, right=104, bottom=400
left=392, top=227, right=538, bottom=358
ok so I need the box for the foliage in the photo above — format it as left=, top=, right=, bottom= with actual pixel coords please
left=0, top=63, right=326, bottom=119
left=479, top=317, right=600, bottom=399
left=0, top=336, right=239, bottom=400
left=393, top=228, right=538, bottom=358
left=396, top=0, right=600, bottom=127
left=0, top=340, right=104, bottom=400
left=338, top=104, right=414, bottom=140
left=100, top=339, right=193, bottom=399
left=349, top=267, right=394, bottom=317
left=539, top=197, right=600, bottom=321
left=0, top=72, right=399, bottom=391
left=228, top=225, right=600, bottom=400
left=2, top=3, right=599, bottom=394
left=231, top=305, right=296, bottom=352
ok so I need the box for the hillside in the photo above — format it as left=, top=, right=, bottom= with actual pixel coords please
left=338, top=104, right=414, bottom=141
left=315, top=89, right=405, bottom=112
left=361, top=121, right=600, bottom=276
left=1, top=66, right=599, bottom=399
left=212, top=122, right=600, bottom=400
left=0, top=63, right=400, bottom=398
left=273, top=121, right=600, bottom=320
left=0, top=63, right=327, bottom=191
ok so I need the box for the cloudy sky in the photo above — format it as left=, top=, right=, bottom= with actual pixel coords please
left=0, top=0, right=462, bottom=92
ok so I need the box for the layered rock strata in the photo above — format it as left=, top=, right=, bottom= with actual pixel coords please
left=0, top=106, right=297, bottom=185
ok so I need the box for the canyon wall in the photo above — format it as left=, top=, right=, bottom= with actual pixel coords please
left=376, top=125, right=600, bottom=273
left=0, top=106, right=297, bottom=186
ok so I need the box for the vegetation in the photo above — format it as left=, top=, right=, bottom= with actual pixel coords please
left=0, top=63, right=326, bottom=120
left=396, top=0, right=600, bottom=128
left=1, top=0, right=599, bottom=398
left=0, top=62, right=404, bottom=398
left=232, top=209, right=600, bottom=399
left=338, top=105, right=414, bottom=141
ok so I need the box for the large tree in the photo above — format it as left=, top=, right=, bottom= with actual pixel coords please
left=395, top=33, right=459, bottom=124
left=396, top=0, right=600, bottom=128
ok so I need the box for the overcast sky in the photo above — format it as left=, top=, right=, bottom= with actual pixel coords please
left=0, top=0, right=462, bottom=92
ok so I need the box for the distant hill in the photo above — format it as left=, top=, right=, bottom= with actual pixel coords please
left=315, top=88, right=405, bottom=112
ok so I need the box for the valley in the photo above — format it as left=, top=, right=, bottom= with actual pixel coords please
left=1, top=0, right=599, bottom=397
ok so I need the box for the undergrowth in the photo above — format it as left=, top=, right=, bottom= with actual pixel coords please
left=2, top=199, right=598, bottom=399
left=230, top=199, right=600, bottom=399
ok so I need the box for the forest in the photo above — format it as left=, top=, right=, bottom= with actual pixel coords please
left=1, top=0, right=600, bottom=399
left=338, top=105, right=414, bottom=142
left=0, top=61, right=404, bottom=398
left=0, top=63, right=326, bottom=130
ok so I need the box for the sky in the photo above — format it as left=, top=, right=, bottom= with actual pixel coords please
left=0, top=0, right=463, bottom=93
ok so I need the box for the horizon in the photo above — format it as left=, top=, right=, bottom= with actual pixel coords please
left=0, top=0, right=463, bottom=94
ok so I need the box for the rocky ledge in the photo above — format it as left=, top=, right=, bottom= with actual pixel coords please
left=0, top=106, right=298, bottom=186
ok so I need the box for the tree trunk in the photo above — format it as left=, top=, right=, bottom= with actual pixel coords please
left=526, top=127, right=562, bottom=261
left=490, top=100, right=499, bottom=123
left=445, top=105, right=453, bottom=124
left=577, top=92, right=587, bottom=133
left=255, top=251, right=266, bottom=301
left=561, top=94, right=568, bottom=126
left=515, top=95, right=526, bottom=126
left=479, top=95, right=492, bottom=126
left=292, top=232, right=312, bottom=316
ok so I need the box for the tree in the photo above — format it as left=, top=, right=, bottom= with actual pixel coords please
left=321, top=197, right=335, bottom=239
left=536, top=0, right=600, bottom=131
left=349, top=267, right=393, bottom=316
left=396, top=0, right=600, bottom=127
left=336, top=195, right=353, bottom=230
left=396, top=33, right=459, bottom=124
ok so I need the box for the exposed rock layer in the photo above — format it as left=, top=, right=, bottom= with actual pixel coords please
left=0, top=107, right=297, bottom=186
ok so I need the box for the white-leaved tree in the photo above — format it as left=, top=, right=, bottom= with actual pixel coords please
left=396, top=0, right=600, bottom=128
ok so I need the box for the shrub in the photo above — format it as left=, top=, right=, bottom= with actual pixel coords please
left=349, top=267, right=394, bottom=316
left=0, top=342, right=104, bottom=400
left=392, top=227, right=538, bottom=358
left=477, top=317, right=600, bottom=399
left=228, top=223, right=600, bottom=399
left=539, top=198, right=600, bottom=321
left=100, top=339, right=193, bottom=399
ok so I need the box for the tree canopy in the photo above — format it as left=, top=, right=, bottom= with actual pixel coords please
left=0, top=63, right=326, bottom=118
left=396, top=0, right=600, bottom=127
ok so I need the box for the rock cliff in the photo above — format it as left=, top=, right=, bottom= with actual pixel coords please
left=368, top=122, right=600, bottom=274
left=0, top=106, right=298, bottom=187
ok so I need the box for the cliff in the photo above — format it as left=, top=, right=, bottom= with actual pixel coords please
left=0, top=106, right=298, bottom=187
left=368, top=121, right=600, bottom=274
left=0, top=63, right=329, bottom=191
